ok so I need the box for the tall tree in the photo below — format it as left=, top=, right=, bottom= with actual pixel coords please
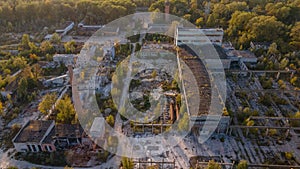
left=50, top=33, right=61, bottom=44
left=206, top=160, right=221, bottom=169
left=106, top=115, right=115, bottom=127
left=227, top=11, right=256, bottom=39
left=237, top=160, right=248, bottom=169
left=19, top=34, right=31, bottom=51
left=121, top=157, right=134, bottom=169
left=265, top=3, right=292, bottom=23
left=17, top=77, right=28, bottom=102
left=38, top=93, right=57, bottom=115
left=40, top=40, right=54, bottom=54
left=56, top=95, right=76, bottom=124
left=64, top=40, right=76, bottom=54
left=243, top=15, right=286, bottom=47
left=290, top=22, right=300, bottom=49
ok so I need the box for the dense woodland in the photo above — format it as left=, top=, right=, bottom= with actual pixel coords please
left=0, top=0, right=299, bottom=77
left=148, top=0, right=300, bottom=51
left=0, top=0, right=299, bottom=50
left=0, top=0, right=137, bottom=32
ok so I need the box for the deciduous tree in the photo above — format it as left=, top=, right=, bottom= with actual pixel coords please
left=38, top=93, right=57, bottom=115
left=206, top=160, right=221, bottom=169
left=237, top=160, right=248, bottom=169
left=56, top=95, right=76, bottom=124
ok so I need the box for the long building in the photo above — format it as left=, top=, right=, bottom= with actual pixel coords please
left=175, top=27, right=224, bottom=46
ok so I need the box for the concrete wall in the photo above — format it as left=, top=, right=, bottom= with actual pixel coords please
left=175, top=28, right=224, bottom=46
left=14, top=143, right=43, bottom=152
left=42, top=144, right=56, bottom=152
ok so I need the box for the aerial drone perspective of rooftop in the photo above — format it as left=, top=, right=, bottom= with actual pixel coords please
left=0, top=0, right=300, bottom=169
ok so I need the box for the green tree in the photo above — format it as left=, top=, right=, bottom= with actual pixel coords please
left=227, top=11, right=256, bottom=44
left=285, top=152, right=293, bottom=160
left=269, top=129, right=277, bottom=136
left=195, top=17, right=204, bottom=28
left=121, top=157, right=134, bottom=169
left=40, top=40, right=54, bottom=54
left=0, top=101, right=3, bottom=116
left=19, top=34, right=30, bottom=51
left=29, top=54, right=40, bottom=62
left=245, top=15, right=286, bottom=45
left=237, top=160, right=248, bottom=169
left=106, top=115, right=115, bottom=127
left=17, top=77, right=28, bottom=102
left=267, top=43, right=279, bottom=56
left=12, top=57, right=27, bottom=70
left=64, top=40, right=76, bottom=54
left=290, top=22, right=300, bottom=49
left=38, top=93, right=57, bottom=115
left=183, top=14, right=191, bottom=21
left=31, top=64, right=43, bottom=81
left=226, top=1, right=248, bottom=14
left=247, top=120, right=255, bottom=126
left=29, top=42, right=40, bottom=54
left=50, top=33, right=61, bottom=44
left=279, top=58, right=289, bottom=69
left=206, top=160, right=221, bottom=169
left=56, top=95, right=76, bottom=124
left=151, top=70, right=157, bottom=78
left=149, top=0, right=166, bottom=13
left=265, top=3, right=292, bottom=23
left=290, top=77, right=298, bottom=86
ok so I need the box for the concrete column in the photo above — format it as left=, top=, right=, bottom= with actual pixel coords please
left=143, top=124, right=145, bottom=133
left=152, top=123, right=154, bottom=133
left=35, top=145, right=39, bottom=152
left=246, top=128, right=249, bottom=136
left=285, top=129, right=290, bottom=139
left=276, top=72, right=280, bottom=80
left=266, top=128, right=269, bottom=136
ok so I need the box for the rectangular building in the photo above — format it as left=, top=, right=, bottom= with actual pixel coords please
left=12, top=120, right=55, bottom=152
left=175, top=28, right=224, bottom=46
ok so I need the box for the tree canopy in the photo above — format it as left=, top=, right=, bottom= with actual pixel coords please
left=55, top=95, right=77, bottom=124
left=38, top=93, right=57, bottom=115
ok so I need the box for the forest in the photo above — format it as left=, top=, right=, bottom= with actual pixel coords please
left=0, top=0, right=137, bottom=32
left=0, top=0, right=299, bottom=51
left=148, top=0, right=300, bottom=51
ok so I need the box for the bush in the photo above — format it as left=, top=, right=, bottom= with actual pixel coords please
left=237, top=160, right=248, bottom=169
left=285, top=152, right=293, bottom=160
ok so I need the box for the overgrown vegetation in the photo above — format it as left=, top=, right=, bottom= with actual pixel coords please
left=15, top=151, right=67, bottom=166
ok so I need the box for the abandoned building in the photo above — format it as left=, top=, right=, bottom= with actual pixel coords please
left=12, top=120, right=92, bottom=153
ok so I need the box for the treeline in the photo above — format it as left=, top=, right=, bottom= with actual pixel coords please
left=149, top=0, right=300, bottom=51
left=0, top=0, right=136, bottom=33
